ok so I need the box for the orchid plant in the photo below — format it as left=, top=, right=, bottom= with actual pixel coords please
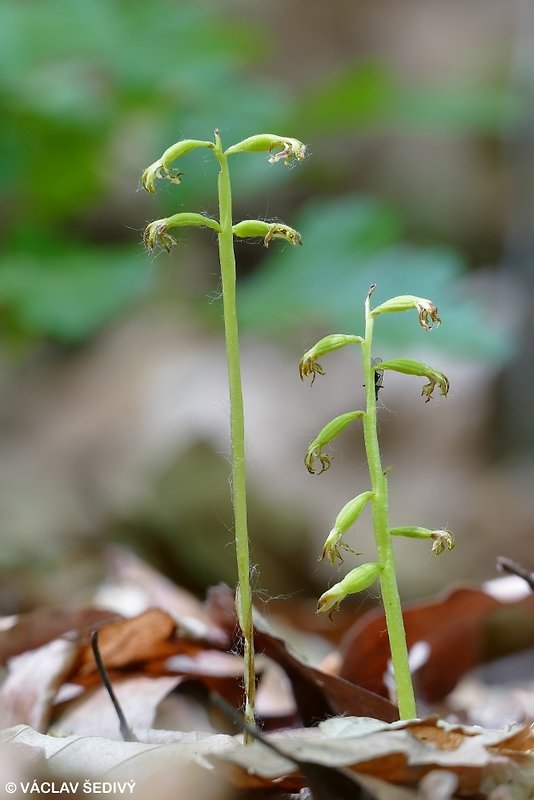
left=140, top=131, right=305, bottom=733
left=300, top=285, right=455, bottom=719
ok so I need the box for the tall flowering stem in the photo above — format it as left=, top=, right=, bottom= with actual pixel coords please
left=213, top=132, right=255, bottom=731
left=141, top=130, right=305, bottom=738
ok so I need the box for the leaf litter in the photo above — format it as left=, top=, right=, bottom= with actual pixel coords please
left=1, top=550, right=534, bottom=798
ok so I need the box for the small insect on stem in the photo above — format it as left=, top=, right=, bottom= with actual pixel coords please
left=363, top=357, right=385, bottom=400
left=372, top=357, right=384, bottom=401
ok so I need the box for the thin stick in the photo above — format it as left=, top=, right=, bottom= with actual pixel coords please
left=497, top=556, right=534, bottom=591
left=90, top=630, right=136, bottom=742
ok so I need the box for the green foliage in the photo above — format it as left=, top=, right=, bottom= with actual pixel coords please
left=0, top=246, right=152, bottom=344
left=238, top=195, right=511, bottom=362
left=0, top=1, right=520, bottom=350
left=0, top=0, right=290, bottom=223
left=0, top=0, right=292, bottom=345
left=291, top=62, right=522, bottom=135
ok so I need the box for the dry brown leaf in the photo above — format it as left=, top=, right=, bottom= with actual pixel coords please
left=0, top=724, right=237, bottom=800
left=0, top=608, right=119, bottom=663
left=52, top=676, right=183, bottom=738
left=339, top=585, right=534, bottom=703
left=68, top=608, right=187, bottom=685
left=213, top=716, right=534, bottom=797
left=417, top=769, right=459, bottom=800
left=207, top=583, right=398, bottom=725
left=0, top=638, right=78, bottom=731
left=98, top=547, right=230, bottom=648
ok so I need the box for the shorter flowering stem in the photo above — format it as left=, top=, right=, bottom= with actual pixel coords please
left=309, top=288, right=451, bottom=717
left=362, top=287, right=416, bottom=719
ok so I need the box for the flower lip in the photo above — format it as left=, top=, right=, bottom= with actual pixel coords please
left=431, top=529, right=455, bottom=555
left=267, top=138, right=307, bottom=166
left=299, top=356, right=325, bottom=385
left=416, top=299, right=441, bottom=331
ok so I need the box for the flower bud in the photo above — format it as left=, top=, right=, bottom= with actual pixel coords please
left=299, top=334, right=363, bottom=384
left=141, top=140, right=214, bottom=194
left=225, top=134, right=306, bottom=166
left=371, top=295, right=441, bottom=331
left=144, top=213, right=220, bottom=252
left=390, top=526, right=455, bottom=556
left=317, top=562, right=382, bottom=615
left=375, top=358, right=449, bottom=402
left=232, top=220, right=302, bottom=247
left=305, top=411, right=364, bottom=475
left=321, top=491, right=373, bottom=564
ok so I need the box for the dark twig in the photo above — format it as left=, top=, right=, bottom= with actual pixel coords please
left=497, top=556, right=534, bottom=591
left=90, top=630, right=137, bottom=742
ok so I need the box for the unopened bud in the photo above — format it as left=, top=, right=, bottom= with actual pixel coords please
left=317, top=562, right=382, bottom=615
left=305, top=411, right=365, bottom=475
left=371, top=295, right=441, bottom=331
left=299, top=334, right=363, bottom=385
left=376, top=358, right=449, bottom=402
left=225, top=134, right=306, bottom=166
left=232, top=220, right=302, bottom=247
left=321, top=491, right=373, bottom=565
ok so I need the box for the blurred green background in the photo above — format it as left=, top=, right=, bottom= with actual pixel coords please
left=1, top=0, right=533, bottom=612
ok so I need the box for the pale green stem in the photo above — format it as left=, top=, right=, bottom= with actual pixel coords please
left=361, top=290, right=417, bottom=719
left=214, top=133, right=255, bottom=735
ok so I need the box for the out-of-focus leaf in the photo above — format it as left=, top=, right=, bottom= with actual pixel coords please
left=339, top=581, right=534, bottom=705
left=0, top=609, right=117, bottom=663
left=1, top=724, right=237, bottom=800
left=53, top=676, right=183, bottom=739
left=238, top=195, right=511, bottom=362
left=0, top=639, right=77, bottom=731
left=292, top=62, right=523, bottom=135
left=205, top=584, right=398, bottom=725
left=0, top=0, right=293, bottom=222
left=0, top=247, right=153, bottom=343
left=214, top=715, right=534, bottom=796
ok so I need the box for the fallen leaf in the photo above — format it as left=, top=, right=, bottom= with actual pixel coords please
left=0, top=608, right=118, bottom=663
left=0, top=639, right=78, bottom=731
left=68, top=609, right=191, bottom=685
left=0, top=724, right=237, bottom=800
left=339, top=585, right=534, bottom=703
left=213, top=716, right=534, bottom=796
left=97, top=547, right=229, bottom=648
left=52, top=676, right=183, bottom=739
left=417, top=769, right=459, bottom=800
left=206, top=583, right=398, bottom=724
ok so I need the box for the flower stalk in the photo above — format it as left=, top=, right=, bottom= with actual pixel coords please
left=302, top=285, right=453, bottom=719
left=361, top=286, right=416, bottom=718
left=213, top=131, right=255, bottom=732
left=140, top=129, right=305, bottom=738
